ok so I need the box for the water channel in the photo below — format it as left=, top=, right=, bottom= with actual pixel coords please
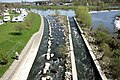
left=27, top=16, right=66, bottom=80
left=69, top=17, right=101, bottom=80
left=27, top=18, right=49, bottom=80
left=28, top=9, right=120, bottom=80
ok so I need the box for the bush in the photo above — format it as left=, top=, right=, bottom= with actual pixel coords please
left=95, top=24, right=111, bottom=44
left=57, top=45, right=68, bottom=58
left=109, top=37, right=120, bottom=50
left=100, top=43, right=112, bottom=57
left=110, top=58, right=120, bottom=79
left=75, top=6, right=92, bottom=28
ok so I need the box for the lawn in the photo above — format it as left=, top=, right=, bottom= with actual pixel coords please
left=0, top=12, right=41, bottom=77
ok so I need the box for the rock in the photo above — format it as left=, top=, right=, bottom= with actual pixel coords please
left=65, top=71, right=71, bottom=75
left=42, top=77, right=46, bottom=80
left=46, top=53, right=50, bottom=60
left=51, top=69, right=57, bottom=74
left=43, top=68, right=47, bottom=74
left=46, top=76, right=51, bottom=80
left=51, top=54, right=54, bottom=58
left=45, top=62, right=50, bottom=70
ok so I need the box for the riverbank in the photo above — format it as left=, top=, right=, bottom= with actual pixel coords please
left=76, top=16, right=120, bottom=79
left=0, top=13, right=43, bottom=80
left=89, top=10, right=120, bottom=13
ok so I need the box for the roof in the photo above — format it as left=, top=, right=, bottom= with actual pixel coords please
left=3, top=13, right=9, bottom=16
left=34, top=0, right=49, bottom=2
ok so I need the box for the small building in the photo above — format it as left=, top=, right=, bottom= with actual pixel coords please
left=3, top=12, right=10, bottom=22
left=34, top=0, right=50, bottom=5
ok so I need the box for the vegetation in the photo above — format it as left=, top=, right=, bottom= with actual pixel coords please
left=93, top=24, right=120, bottom=79
left=26, top=5, right=77, bottom=10
left=75, top=6, right=92, bottom=28
left=0, top=12, right=41, bottom=77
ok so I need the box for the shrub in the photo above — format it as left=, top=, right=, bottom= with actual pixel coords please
left=75, top=6, right=92, bottom=28
left=95, top=24, right=111, bottom=44
left=100, top=43, right=112, bottom=57
left=57, top=45, right=68, bottom=58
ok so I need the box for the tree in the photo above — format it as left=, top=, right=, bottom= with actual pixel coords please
left=0, top=4, right=4, bottom=13
left=75, top=6, right=92, bottom=28
left=74, top=0, right=80, bottom=6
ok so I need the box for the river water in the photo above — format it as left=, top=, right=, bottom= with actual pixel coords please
left=91, top=10, right=120, bottom=34
left=32, top=9, right=120, bottom=33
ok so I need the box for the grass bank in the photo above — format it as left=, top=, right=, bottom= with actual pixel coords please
left=0, top=12, right=41, bottom=77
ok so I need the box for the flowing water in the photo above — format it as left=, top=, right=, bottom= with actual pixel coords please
left=28, top=9, right=120, bottom=80
left=69, top=17, right=101, bottom=80
left=27, top=16, right=66, bottom=80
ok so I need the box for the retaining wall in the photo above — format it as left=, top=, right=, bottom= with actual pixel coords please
left=74, top=17, right=107, bottom=80
left=67, top=17, right=78, bottom=80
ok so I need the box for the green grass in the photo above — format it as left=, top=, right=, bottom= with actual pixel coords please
left=0, top=12, right=41, bottom=77
left=0, top=16, right=3, bottom=20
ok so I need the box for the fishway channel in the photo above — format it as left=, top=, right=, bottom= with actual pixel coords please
left=27, top=16, right=67, bottom=80
left=69, top=17, right=102, bottom=80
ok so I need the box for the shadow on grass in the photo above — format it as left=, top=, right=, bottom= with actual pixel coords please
left=11, top=57, right=16, bottom=59
left=9, top=32, right=22, bottom=35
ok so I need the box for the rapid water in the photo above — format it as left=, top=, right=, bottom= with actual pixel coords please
left=69, top=17, right=101, bottom=80
left=27, top=16, right=66, bottom=80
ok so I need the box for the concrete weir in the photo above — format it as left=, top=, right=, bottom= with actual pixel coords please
left=74, top=17, right=107, bottom=80
left=0, top=14, right=44, bottom=80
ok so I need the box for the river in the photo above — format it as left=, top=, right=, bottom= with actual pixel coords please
left=32, top=9, right=120, bottom=34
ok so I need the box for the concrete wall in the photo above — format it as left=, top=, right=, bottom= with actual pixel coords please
left=0, top=14, right=44, bottom=80
left=67, top=17, right=78, bottom=80
left=74, top=17, right=107, bottom=80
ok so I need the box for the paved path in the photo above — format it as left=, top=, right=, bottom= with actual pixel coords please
left=0, top=14, right=44, bottom=80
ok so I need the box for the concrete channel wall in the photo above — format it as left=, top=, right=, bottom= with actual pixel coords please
left=74, top=17, right=107, bottom=80
left=0, top=14, right=44, bottom=80
left=67, top=17, right=78, bottom=80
